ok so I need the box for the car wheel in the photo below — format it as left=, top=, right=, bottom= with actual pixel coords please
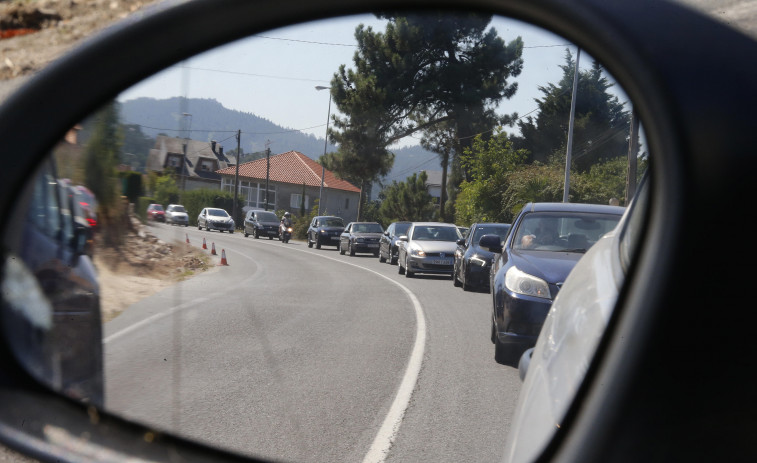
left=462, top=269, right=471, bottom=291
left=453, top=264, right=462, bottom=287
left=316, top=240, right=321, bottom=249
left=390, top=255, right=397, bottom=265
left=229, top=230, right=234, bottom=234
left=492, top=320, right=514, bottom=364
left=198, top=223, right=201, bottom=230
left=307, top=238, right=313, bottom=248
left=254, top=229, right=259, bottom=239
left=339, top=242, right=345, bottom=255
left=268, top=236, right=273, bottom=240
left=349, top=242, right=355, bottom=256
left=398, top=258, right=405, bottom=274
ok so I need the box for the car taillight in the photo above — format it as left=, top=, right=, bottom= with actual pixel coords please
left=87, top=218, right=97, bottom=227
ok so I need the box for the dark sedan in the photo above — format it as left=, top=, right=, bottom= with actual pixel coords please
left=243, top=209, right=280, bottom=239
left=307, top=215, right=345, bottom=249
left=486, top=202, right=624, bottom=364
left=378, top=221, right=412, bottom=265
left=453, top=222, right=511, bottom=292
left=339, top=222, right=383, bottom=256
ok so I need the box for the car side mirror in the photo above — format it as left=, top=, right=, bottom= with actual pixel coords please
left=399, top=235, right=408, bottom=241
left=478, top=234, right=503, bottom=253
left=456, top=238, right=465, bottom=246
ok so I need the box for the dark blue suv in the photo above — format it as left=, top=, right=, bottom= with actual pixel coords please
left=306, top=216, right=345, bottom=249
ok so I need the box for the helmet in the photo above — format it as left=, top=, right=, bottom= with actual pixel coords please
left=284, top=212, right=291, bottom=218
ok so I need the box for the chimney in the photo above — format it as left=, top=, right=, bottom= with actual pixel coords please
left=211, top=140, right=217, bottom=153
left=219, top=145, right=224, bottom=156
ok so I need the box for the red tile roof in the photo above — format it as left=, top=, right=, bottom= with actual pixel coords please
left=216, top=150, right=360, bottom=193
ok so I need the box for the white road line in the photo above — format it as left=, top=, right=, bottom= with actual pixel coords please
left=283, top=243, right=427, bottom=463
left=107, top=235, right=426, bottom=462
left=103, top=247, right=262, bottom=344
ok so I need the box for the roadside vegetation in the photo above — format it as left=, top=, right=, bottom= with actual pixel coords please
left=55, top=13, right=646, bottom=238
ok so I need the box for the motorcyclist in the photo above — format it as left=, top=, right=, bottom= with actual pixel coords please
left=280, top=212, right=292, bottom=228
left=280, top=212, right=293, bottom=239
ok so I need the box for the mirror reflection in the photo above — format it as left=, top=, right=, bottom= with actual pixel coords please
left=6, top=11, right=647, bottom=463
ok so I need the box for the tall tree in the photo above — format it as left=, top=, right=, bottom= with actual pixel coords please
left=329, top=13, right=524, bottom=219
left=512, top=50, right=630, bottom=172
left=83, top=101, right=123, bottom=244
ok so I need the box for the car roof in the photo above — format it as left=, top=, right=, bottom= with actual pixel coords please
left=520, top=202, right=626, bottom=215
left=410, top=222, right=458, bottom=227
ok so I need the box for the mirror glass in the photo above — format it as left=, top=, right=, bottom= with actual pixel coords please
left=4, top=11, right=648, bottom=463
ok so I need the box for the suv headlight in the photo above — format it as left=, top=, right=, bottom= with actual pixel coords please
left=504, top=266, right=551, bottom=299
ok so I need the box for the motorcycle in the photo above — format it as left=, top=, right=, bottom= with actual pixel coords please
left=279, top=221, right=293, bottom=243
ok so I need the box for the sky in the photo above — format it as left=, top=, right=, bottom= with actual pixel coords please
left=117, top=13, right=631, bottom=150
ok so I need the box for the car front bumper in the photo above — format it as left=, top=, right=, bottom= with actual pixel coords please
left=407, top=256, right=454, bottom=274
left=466, top=264, right=491, bottom=289
left=318, top=233, right=341, bottom=244
left=496, top=291, right=552, bottom=348
left=207, top=221, right=234, bottom=231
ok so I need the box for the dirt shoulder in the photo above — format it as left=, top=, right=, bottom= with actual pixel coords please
left=94, top=216, right=215, bottom=323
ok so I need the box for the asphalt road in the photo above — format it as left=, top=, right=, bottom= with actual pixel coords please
left=102, top=223, right=522, bottom=463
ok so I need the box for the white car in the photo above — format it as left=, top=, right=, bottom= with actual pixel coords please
left=197, top=207, right=234, bottom=233
left=503, top=173, right=649, bottom=463
left=397, top=222, right=461, bottom=278
left=165, top=204, right=189, bottom=226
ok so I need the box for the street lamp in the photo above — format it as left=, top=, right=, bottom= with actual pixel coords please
left=315, top=85, right=331, bottom=215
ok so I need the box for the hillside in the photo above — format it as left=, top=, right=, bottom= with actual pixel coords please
left=118, top=96, right=442, bottom=184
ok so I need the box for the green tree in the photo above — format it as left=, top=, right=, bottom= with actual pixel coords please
left=512, top=50, right=630, bottom=172
left=154, top=174, right=180, bottom=206
left=454, top=129, right=527, bottom=225
left=378, top=171, right=435, bottom=223
left=83, top=101, right=123, bottom=245
left=329, top=13, right=523, bottom=219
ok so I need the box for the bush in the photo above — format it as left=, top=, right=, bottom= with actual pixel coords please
left=180, top=189, right=235, bottom=227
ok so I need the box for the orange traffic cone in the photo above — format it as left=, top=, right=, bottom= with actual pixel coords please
left=220, top=249, right=228, bottom=266
left=186, top=233, right=190, bottom=244
left=211, top=242, right=217, bottom=255
left=202, top=237, right=207, bottom=249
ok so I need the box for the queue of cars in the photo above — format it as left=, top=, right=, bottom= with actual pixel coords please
left=151, top=203, right=625, bottom=369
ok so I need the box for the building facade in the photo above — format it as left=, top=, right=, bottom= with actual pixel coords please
left=216, top=150, right=361, bottom=222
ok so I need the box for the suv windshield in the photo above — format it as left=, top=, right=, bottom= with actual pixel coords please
left=353, top=223, right=383, bottom=233
left=513, top=212, right=621, bottom=252
left=395, top=223, right=411, bottom=235
left=472, top=225, right=511, bottom=244
left=256, top=212, right=279, bottom=222
left=323, top=218, right=344, bottom=227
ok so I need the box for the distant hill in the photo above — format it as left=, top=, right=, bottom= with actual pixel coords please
left=118, top=96, right=441, bottom=186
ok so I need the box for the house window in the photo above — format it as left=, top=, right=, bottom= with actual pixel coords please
left=290, top=194, right=309, bottom=209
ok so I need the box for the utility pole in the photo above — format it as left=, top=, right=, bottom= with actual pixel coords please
left=315, top=85, right=332, bottom=215
left=563, top=47, right=581, bottom=203
left=626, top=110, right=639, bottom=205
left=233, top=129, right=240, bottom=223
left=264, top=140, right=271, bottom=211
